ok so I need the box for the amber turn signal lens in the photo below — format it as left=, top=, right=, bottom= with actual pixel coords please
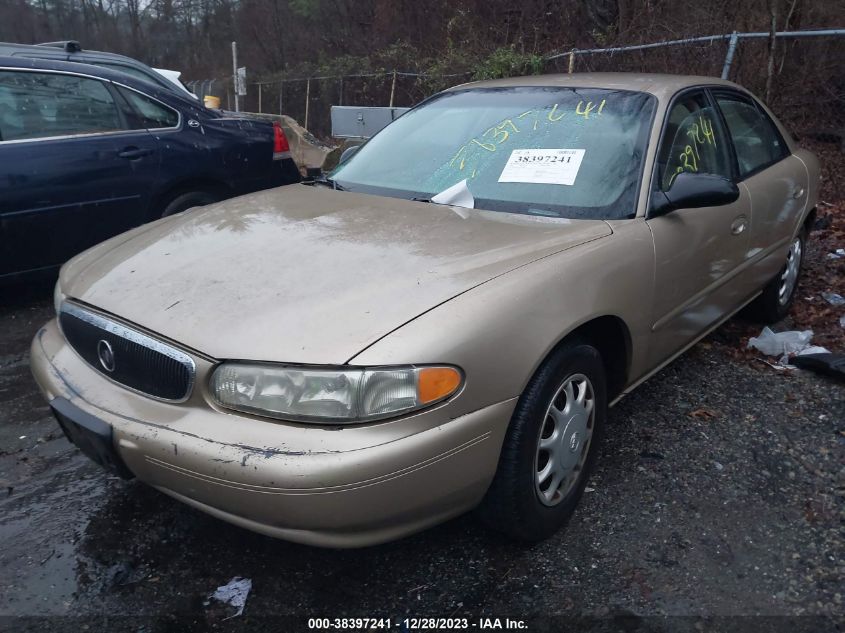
left=417, top=367, right=462, bottom=404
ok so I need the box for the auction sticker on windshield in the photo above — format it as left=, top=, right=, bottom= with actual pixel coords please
left=498, top=149, right=585, bottom=186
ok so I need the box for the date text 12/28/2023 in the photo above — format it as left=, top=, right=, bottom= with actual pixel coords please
left=307, top=617, right=528, bottom=630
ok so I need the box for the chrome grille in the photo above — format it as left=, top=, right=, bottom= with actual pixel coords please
left=59, top=302, right=195, bottom=402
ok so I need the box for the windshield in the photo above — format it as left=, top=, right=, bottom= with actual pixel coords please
left=332, top=87, right=656, bottom=220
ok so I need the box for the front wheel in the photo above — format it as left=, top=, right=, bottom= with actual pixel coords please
left=747, top=232, right=805, bottom=323
left=478, top=340, right=606, bottom=542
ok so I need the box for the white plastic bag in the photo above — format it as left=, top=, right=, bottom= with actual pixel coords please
left=822, top=292, right=845, bottom=306
left=797, top=345, right=831, bottom=356
left=747, top=327, right=813, bottom=357
left=208, top=577, right=252, bottom=619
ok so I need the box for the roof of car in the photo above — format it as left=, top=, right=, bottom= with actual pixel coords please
left=0, top=54, right=200, bottom=110
left=0, top=41, right=143, bottom=65
left=449, top=73, right=748, bottom=101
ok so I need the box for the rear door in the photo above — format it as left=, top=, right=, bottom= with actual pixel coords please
left=0, top=68, right=160, bottom=277
left=711, top=89, right=807, bottom=292
left=645, top=89, right=752, bottom=366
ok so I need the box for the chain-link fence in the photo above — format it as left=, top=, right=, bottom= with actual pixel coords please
left=186, top=28, right=845, bottom=138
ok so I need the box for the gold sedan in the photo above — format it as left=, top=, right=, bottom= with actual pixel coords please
left=31, top=74, right=819, bottom=547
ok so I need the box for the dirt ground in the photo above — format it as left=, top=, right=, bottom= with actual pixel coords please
left=0, top=244, right=843, bottom=632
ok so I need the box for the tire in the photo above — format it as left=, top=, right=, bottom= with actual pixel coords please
left=746, top=230, right=806, bottom=323
left=160, top=190, right=219, bottom=218
left=478, top=339, right=607, bottom=542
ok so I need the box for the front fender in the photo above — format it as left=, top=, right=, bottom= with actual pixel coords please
left=349, top=219, right=656, bottom=416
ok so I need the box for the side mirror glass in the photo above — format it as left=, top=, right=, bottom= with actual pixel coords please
left=651, top=172, right=739, bottom=217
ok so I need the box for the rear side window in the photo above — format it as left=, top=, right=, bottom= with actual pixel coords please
left=117, top=86, right=179, bottom=129
left=91, top=62, right=157, bottom=83
left=657, top=91, right=732, bottom=191
left=0, top=70, right=122, bottom=141
left=715, top=93, right=788, bottom=177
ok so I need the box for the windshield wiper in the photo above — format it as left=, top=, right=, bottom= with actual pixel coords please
left=309, top=175, right=346, bottom=191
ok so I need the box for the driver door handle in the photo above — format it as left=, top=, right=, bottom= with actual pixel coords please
left=730, top=216, right=747, bottom=236
left=118, top=147, right=154, bottom=160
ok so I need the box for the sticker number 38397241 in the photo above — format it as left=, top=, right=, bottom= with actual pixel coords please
left=498, top=149, right=586, bottom=186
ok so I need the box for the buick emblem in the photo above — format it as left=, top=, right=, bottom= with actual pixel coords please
left=97, top=339, right=116, bottom=373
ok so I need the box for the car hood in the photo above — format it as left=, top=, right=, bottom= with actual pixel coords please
left=61, top=185, right=612, bottom=364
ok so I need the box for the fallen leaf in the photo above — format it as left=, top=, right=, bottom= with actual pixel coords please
left=689, top=408, right=719, bottom=420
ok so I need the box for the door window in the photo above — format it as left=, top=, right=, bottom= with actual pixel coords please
left=116, top=86, right=179, bottom=129
left=91, top=62, right=162, bottom=85
left=715, top=93, right=788, bottom=177
left=0, top=70, right=122, bottom=141
left=657, top=91, right=732, bottom=191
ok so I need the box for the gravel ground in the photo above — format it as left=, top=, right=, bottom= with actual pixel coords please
left=0, top=280, right=842, bottom=632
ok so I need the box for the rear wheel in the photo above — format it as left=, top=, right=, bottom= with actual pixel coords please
left=478, top=340, right=606, bottom=542
left=747, top=231, right=805, bottom=323
left=160, top=190, right=219, bottom=218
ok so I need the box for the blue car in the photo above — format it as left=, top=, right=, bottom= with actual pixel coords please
left=0, top=56, right=300, bottom=282
left=0, top=40, right=197, bottom=100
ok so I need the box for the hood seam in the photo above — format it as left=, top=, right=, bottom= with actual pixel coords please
left=343, top=230, right=612, bottom=364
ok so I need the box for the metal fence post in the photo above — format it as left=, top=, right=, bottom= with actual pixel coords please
left=389, top=70, right=397, bottom=107
left=721, top=31, right=740, bottom=79
left=231, top=41, right=240, bottom=112
left=304, top=78, right=311, bottom=130
left=258, top=83, right=263, bottom=113
left=568, top=50, right=576, bottom=73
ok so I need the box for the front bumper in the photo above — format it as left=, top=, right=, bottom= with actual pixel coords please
left=30, top=318, right=515, bottom=547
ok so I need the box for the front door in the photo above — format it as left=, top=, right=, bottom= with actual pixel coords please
left=0, top=68, right=160, bottom=278
left=646, top=89, right=751, bottom=367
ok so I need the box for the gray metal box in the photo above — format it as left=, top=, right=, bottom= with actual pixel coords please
left=331, top=106, right=410, bottom=139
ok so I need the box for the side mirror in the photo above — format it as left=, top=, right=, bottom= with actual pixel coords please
left=650, top=172, right=739, bottom=217
left=338, top=144, right=361, bottom=165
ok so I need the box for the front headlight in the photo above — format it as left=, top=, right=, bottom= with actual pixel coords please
left=210, top=363, right=463, bottom=424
